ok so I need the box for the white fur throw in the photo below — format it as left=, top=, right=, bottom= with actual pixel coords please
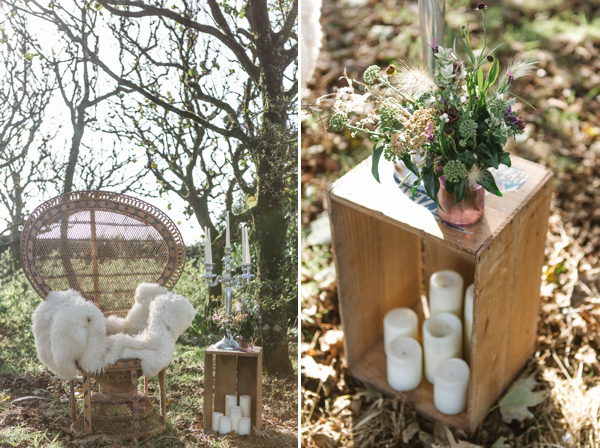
left=32, top=284, right=195, bottom=380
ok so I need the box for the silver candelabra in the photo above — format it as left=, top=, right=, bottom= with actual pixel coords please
left=202, top=245, right=255, bottom=350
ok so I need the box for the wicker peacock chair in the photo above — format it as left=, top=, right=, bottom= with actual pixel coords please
left=20, top=191, right=186, bottom=438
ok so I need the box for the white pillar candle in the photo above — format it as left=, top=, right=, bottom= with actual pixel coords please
left=241, top=225, right=247, bottom=263
left=238, top=417, right=251, bottom=435
left=218, top=415, right=232, bottom=434
left=226, top=211, right=230, bottom=247
left=239, top=395, right=251, bottom=418
left=211, top=411, right=223, bottom=432
left=244, top=226, right=250, bottom=263
left=463, top=284, right=474, bottom=361
left=386, top=336, right=422, bottom=391
left=225, top=394, right=237, bottom=417
left=433, top=358, right=470, bottom=415
left=205, top=227, right=212, bottom=264
left=230, top=405, right=243, bottom=433
left=429, top=270, right=464, bottom=317
left=423, top=312, right=463, bottom=383
left=383, top=308, right=418, bottom=353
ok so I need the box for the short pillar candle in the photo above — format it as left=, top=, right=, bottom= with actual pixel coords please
left=386, top=336, right=422, bottom=391
left=239, top=395, right=251, bottom=418
left=230, top=405, right=243, bottom=433
left=433, top=358, right=470, bottom=415
left=219, top=415, right=232, bottom=434
left=225, top=394, right=237, bottom=417
left=423, top=312, right=463, bottom=383
left=429, top=270, right=464, bottom=317
left=383, top=308, right=418, bottom=353
left=211, top=411, right=223, bottom=432
left=238, top=417, right=252, bottom=435
left=463, top=284, right=474, bottom=361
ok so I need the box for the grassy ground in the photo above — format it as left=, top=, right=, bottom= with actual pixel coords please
left=301, top=0, right=600, bottom=446
left=0, top=259, right=298, bottom=447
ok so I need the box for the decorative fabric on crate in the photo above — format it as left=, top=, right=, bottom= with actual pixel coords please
left=32, top=283, right=195, bottom=380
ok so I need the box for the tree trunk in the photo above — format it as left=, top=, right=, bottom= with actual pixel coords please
left=254, top=195, right=293, bottom=375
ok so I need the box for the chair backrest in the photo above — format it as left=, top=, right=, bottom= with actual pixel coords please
left=20, top=191, right=186, bottom=316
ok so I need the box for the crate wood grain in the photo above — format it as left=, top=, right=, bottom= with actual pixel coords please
left=328, top=155, right=552, bottom=432
left=203, top=347, right=263, bottom=433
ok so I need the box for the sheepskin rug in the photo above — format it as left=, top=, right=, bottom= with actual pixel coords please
left=32, top=283, right=195, bottom=380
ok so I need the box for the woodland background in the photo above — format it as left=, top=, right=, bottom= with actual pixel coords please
left=0, top=0, right=298, bottom=446
left=301, top=0, right=600, bottom=446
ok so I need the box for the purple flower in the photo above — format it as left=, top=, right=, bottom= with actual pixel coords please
left=429, top=37, right=439, bottom=54
left=505, top=115, right=519, bottom=125
left=425, top=122, right=434, bottom=142
left=507, top=69, right=515, bottom=85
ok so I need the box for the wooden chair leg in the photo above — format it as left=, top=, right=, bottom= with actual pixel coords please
left=69, top=380, right=77, bottom=423
left=131, top=369, right=140, bottom=434
left=158, top=367, right=167, bottom=423
left=144, top=376, right=149, bottom=395
left=82, top=371, right=92, bottom=435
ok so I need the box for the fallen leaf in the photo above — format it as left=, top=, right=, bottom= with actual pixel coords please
left=498, top=375, right=546, bottom=423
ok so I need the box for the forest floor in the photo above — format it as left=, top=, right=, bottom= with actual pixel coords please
left=301, top=0, right=600, bottom=446
left=0, top=268, right=298, bottom=448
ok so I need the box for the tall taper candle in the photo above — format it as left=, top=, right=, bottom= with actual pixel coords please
left=241, top=226, right=247, bottom=264
left=244, top=226, right=250, bottom=262
left=463, top=284, right=474, bottom=361
left=205, top=227, right=212, bottom=264
left=226, top=211, right=230, bottom=247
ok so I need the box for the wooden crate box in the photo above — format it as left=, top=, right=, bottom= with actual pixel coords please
left=203, top=347, right=263, bottom=433
left=327, top=155, right=552, bottom=432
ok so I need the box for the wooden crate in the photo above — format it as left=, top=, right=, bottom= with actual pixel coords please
left=203, top=346, right=262, bottom=433
left=327, top=155, right=552, bottom=432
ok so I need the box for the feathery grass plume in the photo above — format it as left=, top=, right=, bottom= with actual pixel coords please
left=467, top=164, right=485, bottom=184
left=497, top=57, right=537, bottom=91
left=395, top=59, right=436, bottom=98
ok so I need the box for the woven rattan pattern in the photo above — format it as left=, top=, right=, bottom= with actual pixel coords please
left=20, top=191, right=185, bottom=315
left=72, top=392, right=165, bottom=438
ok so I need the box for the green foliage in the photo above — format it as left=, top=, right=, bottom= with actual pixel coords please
left=0, top=268, right=42, bottom=375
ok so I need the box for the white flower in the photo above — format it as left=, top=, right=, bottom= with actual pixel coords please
left=440, top=113, right=449, bottom=123
left=449, top=93, right=454, bottom=100
left=460, top=96, right=467, bottom=103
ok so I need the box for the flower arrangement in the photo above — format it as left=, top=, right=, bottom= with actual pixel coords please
left=210, top=298, right=261, bottom=340
left=323, top=5, right=536, bottom=207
